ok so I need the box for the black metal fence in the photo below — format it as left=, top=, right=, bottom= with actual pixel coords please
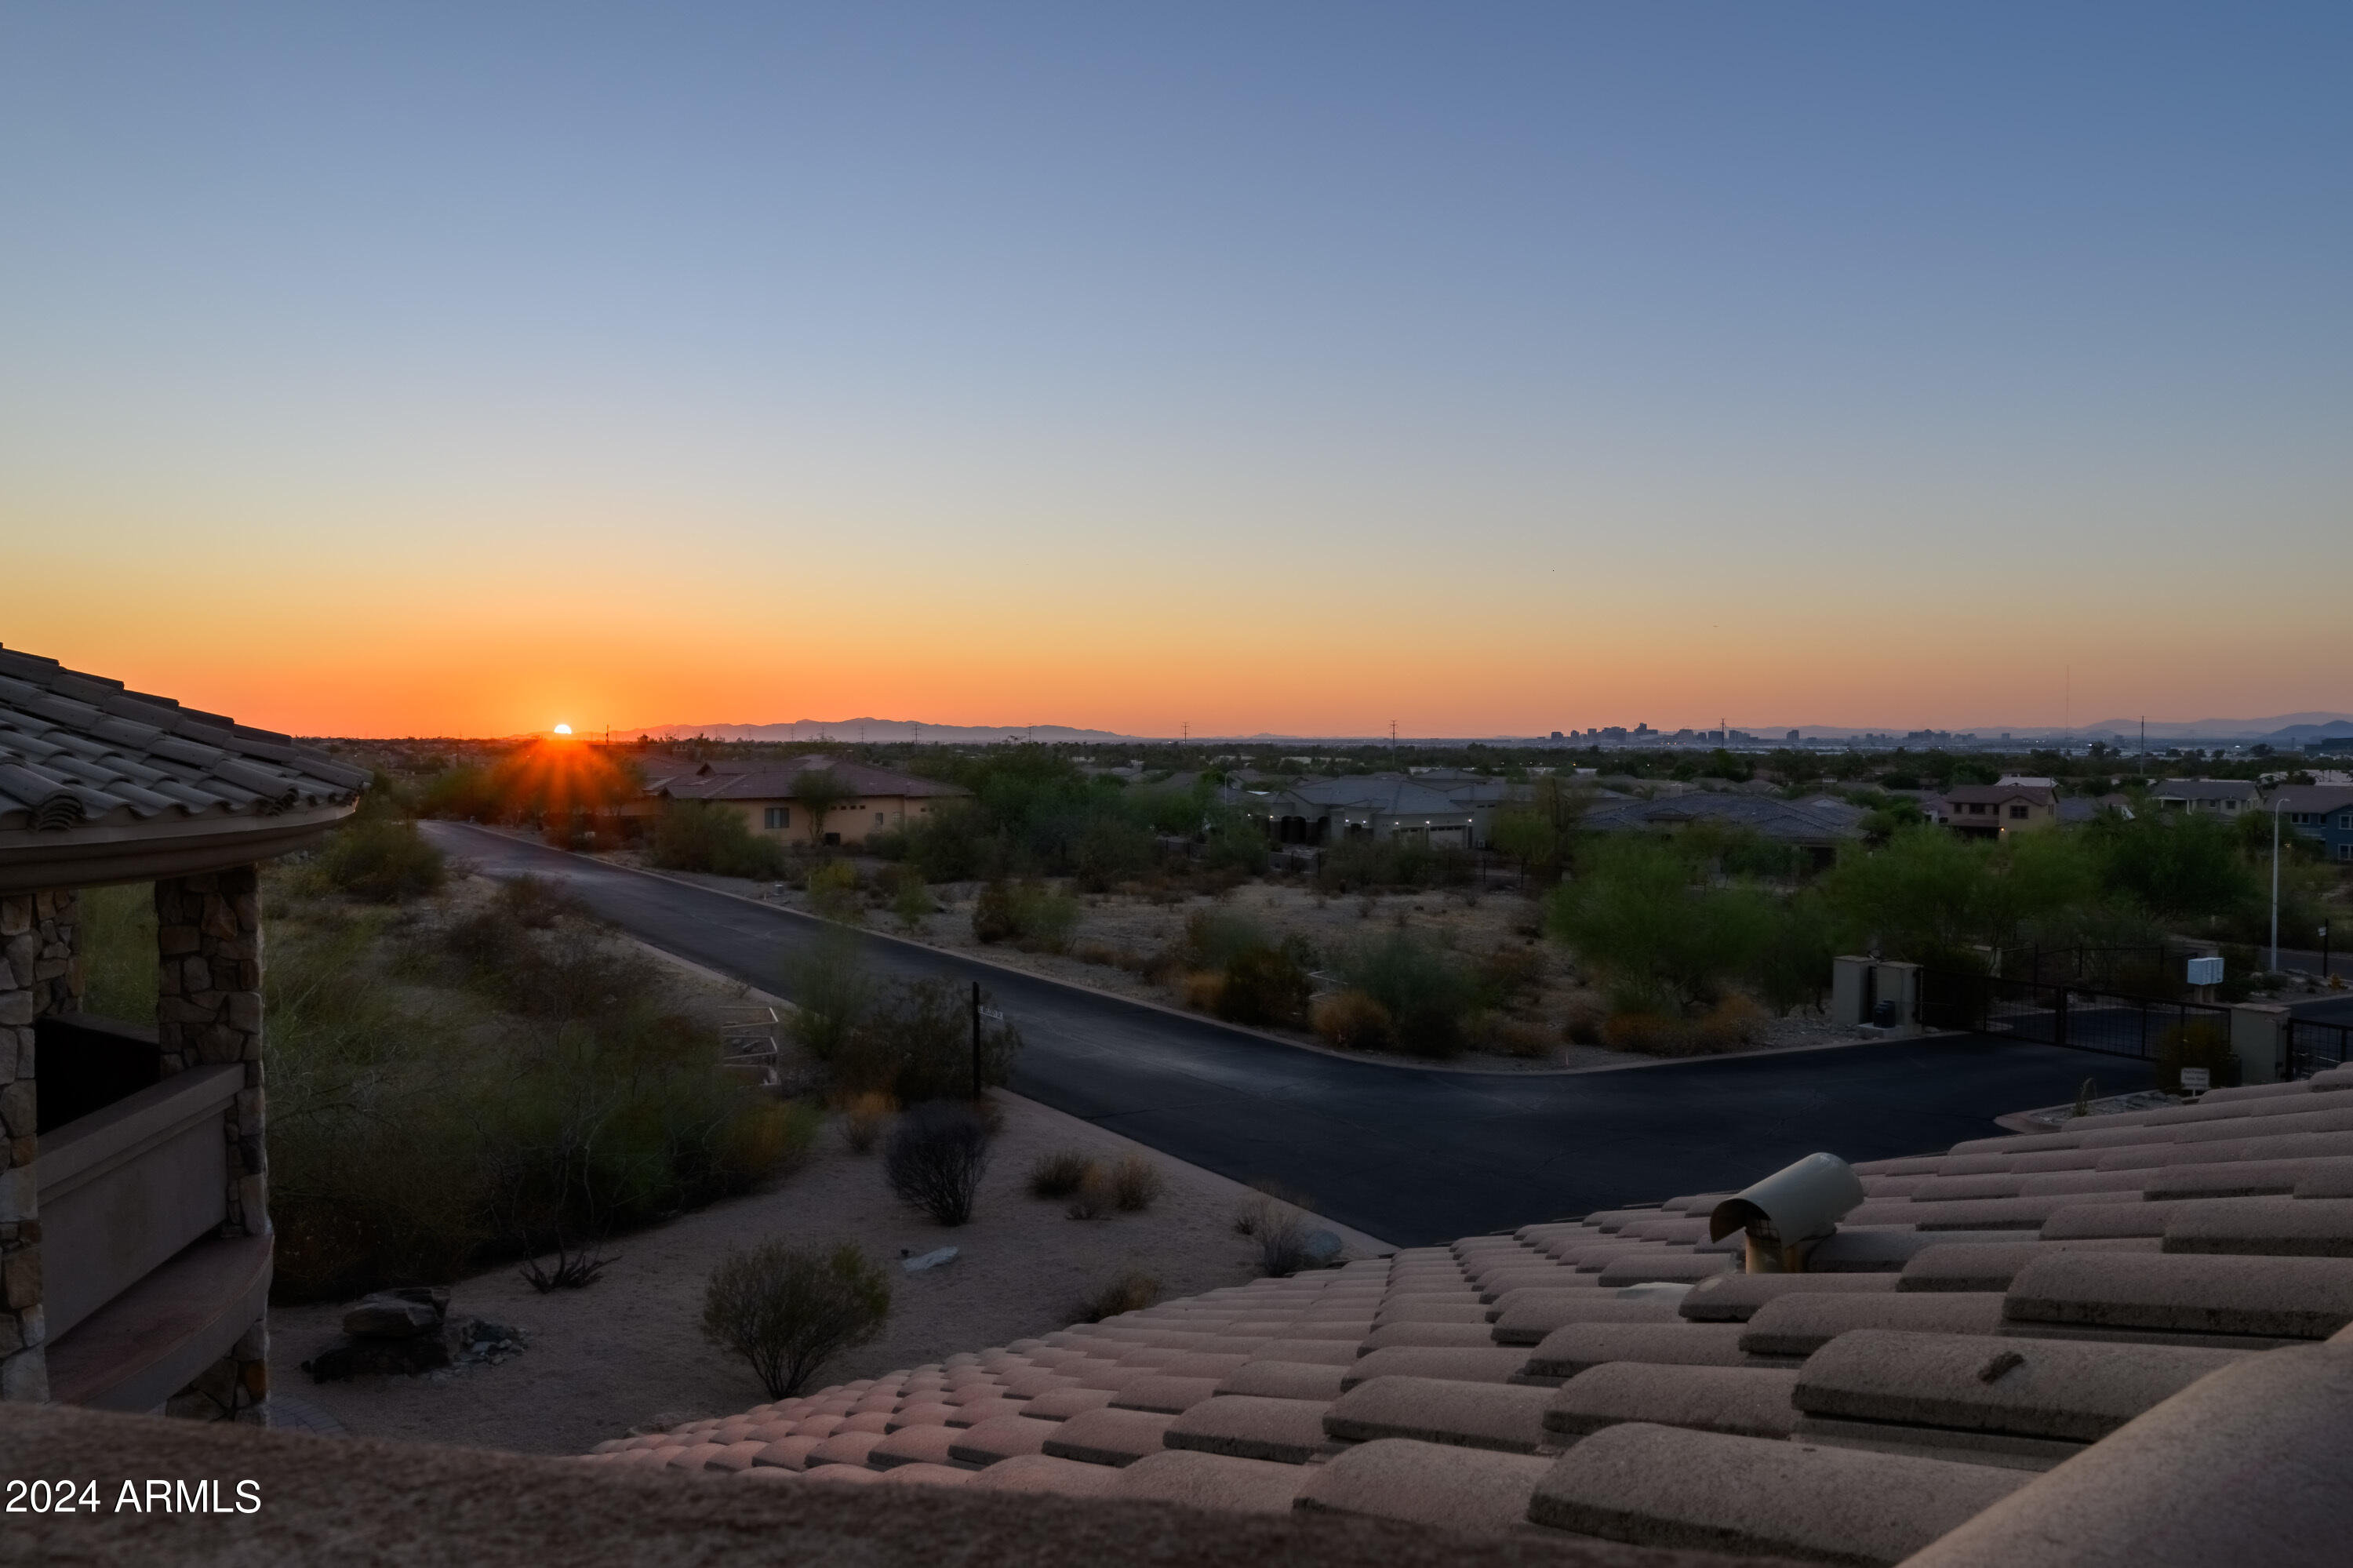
left=2288, top=1017, right=2353, bottom=1079
left=1919, top=969, right=2231, bottom=1062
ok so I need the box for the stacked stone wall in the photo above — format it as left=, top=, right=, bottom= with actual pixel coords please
left=154, top=868, right=269, bottom=1424
left=0, top=889, right=82, bottom=1402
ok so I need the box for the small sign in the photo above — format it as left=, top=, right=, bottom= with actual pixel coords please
left=2185, top=955, right=2225, bottom=987
left=2180, top=1068, right=2211, bottom=1095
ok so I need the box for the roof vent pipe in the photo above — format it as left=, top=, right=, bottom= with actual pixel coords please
left=1708, top=1152, right=1865, bottom=1274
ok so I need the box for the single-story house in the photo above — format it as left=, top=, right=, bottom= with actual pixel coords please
left=1580, top=792, right=1864, bottom=867
left=2268, top=784, right=2353, bottom=864
left=0, top=643, right=364, bottom=1421
left=1228, top=776, right=1479, bottom=849
left=646, top=755, right=969, bottom=848
left=2151, top=780, right=2261, bottom=816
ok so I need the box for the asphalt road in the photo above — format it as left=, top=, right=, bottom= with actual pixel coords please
left=427, top=823, right=2148, bottom=1245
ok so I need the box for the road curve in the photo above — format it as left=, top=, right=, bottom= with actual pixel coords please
left=426, top=822, right=2147, bottom=1244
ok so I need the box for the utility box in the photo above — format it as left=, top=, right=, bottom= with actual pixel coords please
left=2186, top=955, right=2225, bottom=988
left=2231, top=1004, right=2288, bottom=1086
left=1831, top=957, right=1874, bottom=1028
left=1871, top=962, right=1922, bottom=1038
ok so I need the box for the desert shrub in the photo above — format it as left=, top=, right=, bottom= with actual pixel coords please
left=1549, top=837, right=1771, bottom=1010
left=267, top=875, right=810, bottom=1302
left=1028, top=1150, right=1096, bottom=1199
left=1075, top=1270, right=1162, bottom=1323
left=1006, top=881, right=1081, bottom=951
left=1253, top=1202, right=1313, bottom=1276
left=1483, top=1017, right=1555, bottom=1057
left=805, top=859, right=860, bottom=922
left=784, top=930, right=875, bottom=1066
left=1217, top=945, right=1311, bottom=1026
left=1692, top=995, right=1764, bottom=1052
left=831, top=977, right=1021, bottom=1102
left=1315, top=836, right=1474, bottom=893
left=840, top=1092, right=896, bottom=1154
left=496, top=873, right=588, bottom=930
left=884, top=1102, right=993, bottom=1225
left=1599, top=1012, right=1688, bottom=1055
left=1562, top=1002, right=1606, bottom=1046
left=1066, top=1167, right=1115, bottom=1220
left=1475, top=943, right=1548, bottom=1009
left=1182, top=908, right=1272, bottom=970
left=2155, top=1021, right=2240, bottom=1095
left=889, top=870, right=935, bottom=931
left=1181, top=970, right=1227, bottom=1012
left=1747, top=893, right=1842, bottom=1015
left=1109, top=1153, right=1163, bottom=1212
left=1071, top=939, right=1119, bottom=966
left=701, top=1241, right=891, bottom=1399
left=651, top=800, right=788, bottom=880
left=1335, top=930, right=1476, bottom=1057
left=1311, top=989, right=1394, bottom=1052
left=315, top=817, right=446, bottom=903
left=971, top=880, right=1018, bottom=943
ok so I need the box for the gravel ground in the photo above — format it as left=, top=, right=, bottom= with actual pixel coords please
left=268, top=1091, right=1390, bottom=1455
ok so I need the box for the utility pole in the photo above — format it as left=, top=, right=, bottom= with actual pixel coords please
left=971, top=980, right=983, bottom=1100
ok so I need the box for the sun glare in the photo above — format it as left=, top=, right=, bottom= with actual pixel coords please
left=552, top=722, right=573, bottom=735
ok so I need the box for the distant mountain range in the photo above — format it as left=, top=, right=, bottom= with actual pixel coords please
left=615, top=712, right=2353, bottom=747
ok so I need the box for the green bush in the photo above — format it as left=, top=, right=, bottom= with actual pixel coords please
left=650, top=801, right=788, bottom=880
left=1548, top=836, right=1770, bottom=1010
left=1217, top=945, right=1311, bottom=1026
left=701, top=1241, right=891, bottom=1399
left=75, top=882, right=158, bottom=1023
left=971, top=880, right=1018, bottom=942
left=822, top=973, right=1022, bottom=1102
left=1315, top=836, right=1475, bottom=893
left=1006, top=881, right=1081, bottom=951
left=268, top=879, right=813, bottom=1303
left=1336, top=930, right=1476, bottom=1057
left=315, top=817, right=446, bottom=903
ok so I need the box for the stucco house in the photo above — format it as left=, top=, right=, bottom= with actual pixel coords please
left=1938, top=783, right=2058, bottom=839
left=0, top=644, right=363, bottom=1420
left=1228, top=776, right=1479, bottom=849
left=2151, top=779, right=2261, bottom=817
left=646, top=755, right=969, bottom=847
left=2269, top=784, right=2353, bottom=864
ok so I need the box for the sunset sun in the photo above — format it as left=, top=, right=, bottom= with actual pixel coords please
left=552, top=723, right=573, bottom=736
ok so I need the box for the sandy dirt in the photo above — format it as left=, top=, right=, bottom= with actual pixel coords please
left=268, top=1091, right=1390, bottom=1455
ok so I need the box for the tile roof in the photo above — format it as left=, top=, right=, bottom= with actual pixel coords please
left=589, top=1068, right=2353, bottom=1563
left=0, top=644, right=367, bottom=837
left=1582, top=793, right=1865, bottom=845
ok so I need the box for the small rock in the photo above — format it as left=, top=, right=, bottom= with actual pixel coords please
left=1300, top=1230, right=1344, bottom=1265
left=343, top=1297, right=442, bottom=1340
left=902, top=1246, right=959, bottom=1273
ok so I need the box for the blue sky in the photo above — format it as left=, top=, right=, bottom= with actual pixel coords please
left=4, top=4, right=2347, bottom=735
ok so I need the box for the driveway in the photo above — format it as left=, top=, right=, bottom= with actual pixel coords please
left=426, top=823, right=2148, bottom=1245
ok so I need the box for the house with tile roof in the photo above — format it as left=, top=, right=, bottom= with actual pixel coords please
left=1937, top=784, right=2057, bottom=841
left=0, top=643, right=364, bottom=1421
left=2150, top=779, right=2262, bottom=817
left=646, top=755, right=970, bottom=848
left=1226, top=776, right=1480, bottom=849
left=1580, top=792, right=1864, bottom=867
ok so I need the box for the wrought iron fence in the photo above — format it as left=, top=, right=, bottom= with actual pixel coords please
left=2288, top=1017, right=2353, bottom=1079
left=1919, top=969, right=2230, bottom=1062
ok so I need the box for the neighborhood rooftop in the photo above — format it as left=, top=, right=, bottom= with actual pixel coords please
left=582, top=1073, right=2353, bottom=1566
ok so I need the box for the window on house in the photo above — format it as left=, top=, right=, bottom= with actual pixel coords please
left=764, top=806, right=789, bottom=829
left=875, top=811, right=886, bottom=824
left=2009, top=805, right=2028, bottom=819
left=2339, top=842, right=2351, bottom=863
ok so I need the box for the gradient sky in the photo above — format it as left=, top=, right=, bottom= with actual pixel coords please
left=5, top=3, right=2348, bottom=738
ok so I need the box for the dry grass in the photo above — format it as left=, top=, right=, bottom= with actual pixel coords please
left=839, top=1093, right=896, bottom=1155
left=1074, top=1269, right=1162, bottom=1323
left=1027, top=1150, right=1096, bottom=1199
left=1108, top=1153, right=1164, bottom=1213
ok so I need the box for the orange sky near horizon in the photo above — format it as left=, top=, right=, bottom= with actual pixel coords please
left=11, top=537, right=2344, bottom=740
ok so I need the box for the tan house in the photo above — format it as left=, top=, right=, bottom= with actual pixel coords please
left=1937, top=783, right=2059, bottom=839
left=0, top=644, right=364, bottom=1420
left=646, top=755, right=969, bottom=847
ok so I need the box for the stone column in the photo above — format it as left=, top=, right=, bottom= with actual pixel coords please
left=0, top=889, right=81, bottom=1403
left=155, top=867, right=270, bottom=1424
